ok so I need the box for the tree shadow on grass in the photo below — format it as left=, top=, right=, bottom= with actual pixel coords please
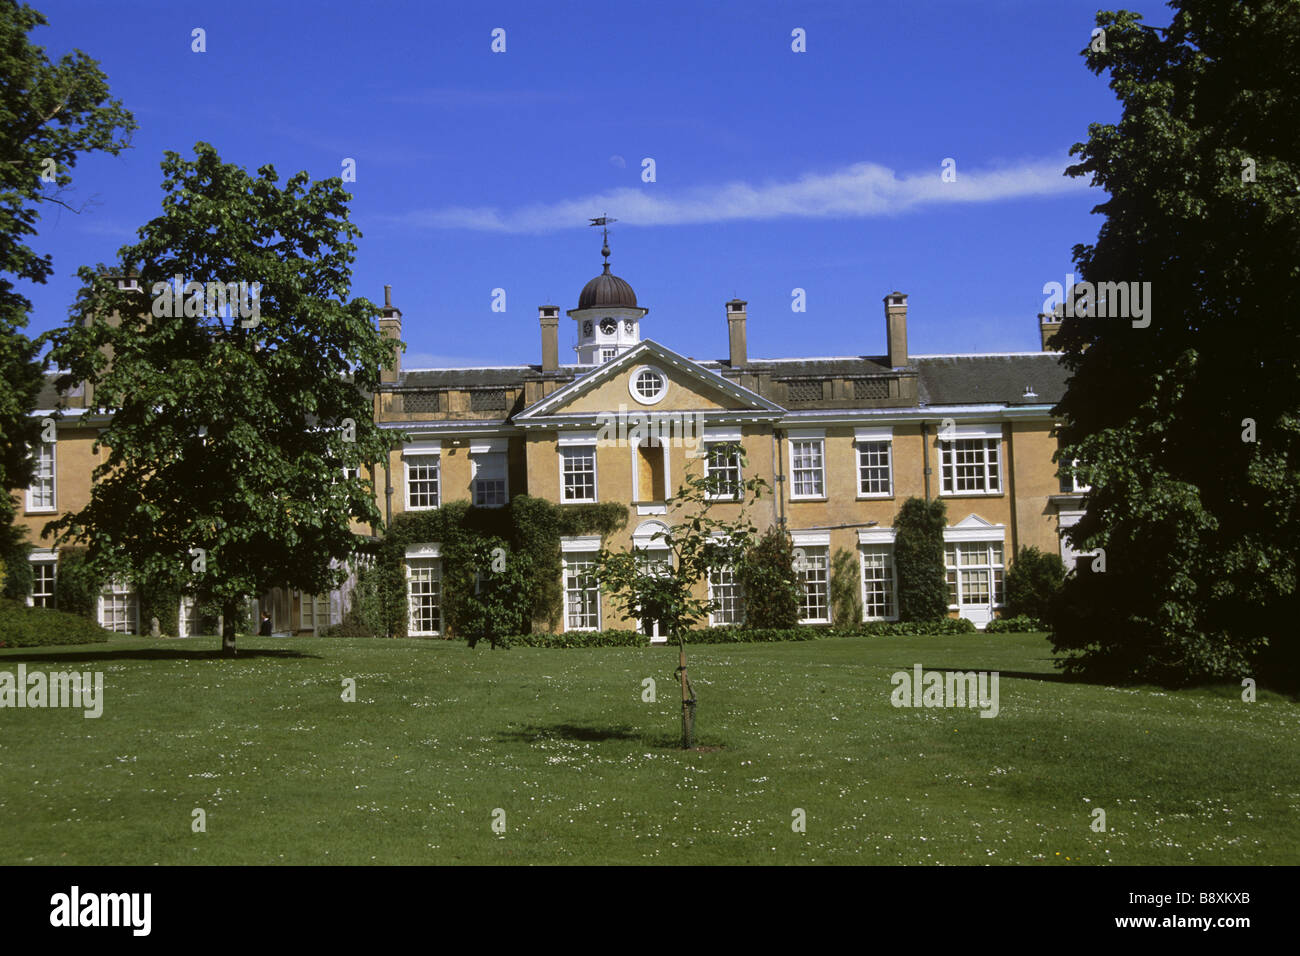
left=914, top=664, right=1076, bottom=685
left=496, top=722, right=688, bottom=749
left=0, top=647, right=321, bottom=665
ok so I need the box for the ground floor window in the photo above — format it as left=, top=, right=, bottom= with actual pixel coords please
left=708, top=566, right=742, bottom=626
left=563, top=556, right=600, bottom=631
left=29, top=559, right=55, bottom=608
left=407, top=558, right=443, bottom=636
left=797, top=546, right=830, bottom=624
left=945, top=541, right=1004, bottom=608
left=178, top=596, right=196, bottom=637
left=860, top=545, right=897, bottom=620
left=98, top=579, right=138, bottom=634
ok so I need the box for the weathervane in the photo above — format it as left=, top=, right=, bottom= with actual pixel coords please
left=589, top=215, right=617, bottom=267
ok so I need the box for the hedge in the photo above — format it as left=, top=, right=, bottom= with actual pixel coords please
left=837, top=617, right=978, bottom=636
left=502, top=626, right=827, bottom=648
left=985, top=615, right=1047, bottom=634
left=0, top=600, right=113, bottom=647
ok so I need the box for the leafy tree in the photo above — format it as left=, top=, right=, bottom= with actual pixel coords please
left=735, top=526, right=800, bottom=629
left=0, top=1, right=135, bottom=571
left=594, top=442, right=767, bottom=747
left=44, top=142, right=400, bottom=656
left=1003, top=546, right=1064, bottom=623
left=893, top=497, right=948, bottom=622
left=1053, top=1, right=1300, bottom=687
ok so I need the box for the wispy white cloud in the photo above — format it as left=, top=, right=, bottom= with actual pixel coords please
left=383, top=157, right=1088, bottom=233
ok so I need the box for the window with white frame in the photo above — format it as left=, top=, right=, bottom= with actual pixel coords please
left=405, top=454, right=440, bottom=509
left=178, top=596, right=196, bottom=637
left=944, top=541, right=1005, bottom=607
left=708, top=565, right=742, bottom=626
left=601, top=348, right=617, bottom=363
left=630, top=366, right=667, bottom=405
left=705, top=442, right=742, bottom=499
left=98, top=579, right=138, bottom=633
left=860, top=546, right=896, bottom=620
left=406, top=556, right=443, bottom=636
left=1070, top=458, right=1091, bottom=494
left=29, top=559, right=55, bottom=608
left=940, top=438, right=1001, bottom=495
left=797, top=546, right=830, bottom=623
left=472, top=452, right=508, bottom=507
left=857, top=440, right=893, bottom=497
left=789, top=438, right=825, bottom=499
left=563, top=555, right=600, bottom=631
left=27, top=441, right=55, bottom=511
left=560, top=445, right=597, bottom=502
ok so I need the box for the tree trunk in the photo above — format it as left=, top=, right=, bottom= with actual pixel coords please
left=677, top=635, right=695, bottom=749
left=221, top=601, right=238, bottom=657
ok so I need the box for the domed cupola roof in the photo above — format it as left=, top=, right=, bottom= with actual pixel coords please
left=578, top=227, right=637, bottom=309
left=579, top=263, right=638, bottom=310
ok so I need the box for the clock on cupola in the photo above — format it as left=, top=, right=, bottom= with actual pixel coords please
left=568, top=217, right=649, bottom=365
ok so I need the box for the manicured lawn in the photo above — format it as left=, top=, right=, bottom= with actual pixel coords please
left=1, top=634, right=1295, bottom=865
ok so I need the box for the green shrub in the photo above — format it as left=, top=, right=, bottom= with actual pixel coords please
left=830, top=547, right=862, bottom=626
left=505, top=626, right=825, bottom=648
left=843, top=617, right=977, bottom=636
left=1004, top=546, right=1065, bottom=622
left=0, top=599, right=113, bottom=647
left=735, top=527, right=801, bottom=628
left=893, top=497, right=948, bottom=621
left=0, top=538, right=33, bottom=601
left=54, top=548, right=101, bottom=620
left=986, top=614, right=1046, bottom=634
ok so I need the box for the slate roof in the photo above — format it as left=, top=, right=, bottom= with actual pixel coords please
left=914, top=354, right=1069, bottom=406
left=396, top=367, right=542, bottom=389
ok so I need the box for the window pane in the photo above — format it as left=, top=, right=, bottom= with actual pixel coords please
left=407, top=455, right=440, bottom=509
left=407, top=558, right=442, bottom=635
left=798, top=547, right=829, bottom=622
left=561, top=447, right=596, bottom=501
left=857, top=441, right=892, bottom=495
left=791, top=440, right=824, bottom=497
left=861, top=546, right=895, bottom=619
left=564, top=557, right=600, bottom=630
left=473, top=452, right=507, bottom=506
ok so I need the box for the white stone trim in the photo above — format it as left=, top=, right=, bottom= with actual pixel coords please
left=560, top=535, right=603, bottom=553
left=789, top=530, right=831, bottom=548
left=556, top=429, right=599, bottom=447
left=405, top=542, right=442, bottom=559
left=857, top=527, right=896, bottom=545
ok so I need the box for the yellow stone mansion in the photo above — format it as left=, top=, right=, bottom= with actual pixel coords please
left=13, top=245, right=1083, bottom=638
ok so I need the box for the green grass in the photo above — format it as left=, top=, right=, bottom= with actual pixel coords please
left=1, top=633, right=1296, bottom=865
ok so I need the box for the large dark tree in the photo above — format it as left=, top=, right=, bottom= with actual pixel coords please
left=1052, top=1, right=1300, bottom=687
left=45, top=142, right=399, bottom=655
left=0, top=0, right=134, bottom=578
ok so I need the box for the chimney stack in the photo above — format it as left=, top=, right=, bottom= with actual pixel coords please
left=1038, top=307, right=1063, bottom=351
left=378, top=284, right=403, bottom=384
left=884, top=292, right=908, bottom=368
left=726, top=298, right=748, bottom=368
left=539, top=304, right=560, bottom=372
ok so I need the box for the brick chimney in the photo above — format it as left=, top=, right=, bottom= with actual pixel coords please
left=1039, top=307, right=1063, bottom=351
left=725, top=299, right=748, bottom=367
left=884, top=291, right=908, bottom=368
left=539, top=304, right=560, bottom=372
left=378, top=285, right=403, bottom=384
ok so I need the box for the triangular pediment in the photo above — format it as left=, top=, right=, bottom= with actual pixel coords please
left=516, top=339, right=783, bottom=421
left=953, top=514, right=999, bottom=529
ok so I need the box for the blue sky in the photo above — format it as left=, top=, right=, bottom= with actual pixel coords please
left=25, top=0, right=1174, bottom=367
